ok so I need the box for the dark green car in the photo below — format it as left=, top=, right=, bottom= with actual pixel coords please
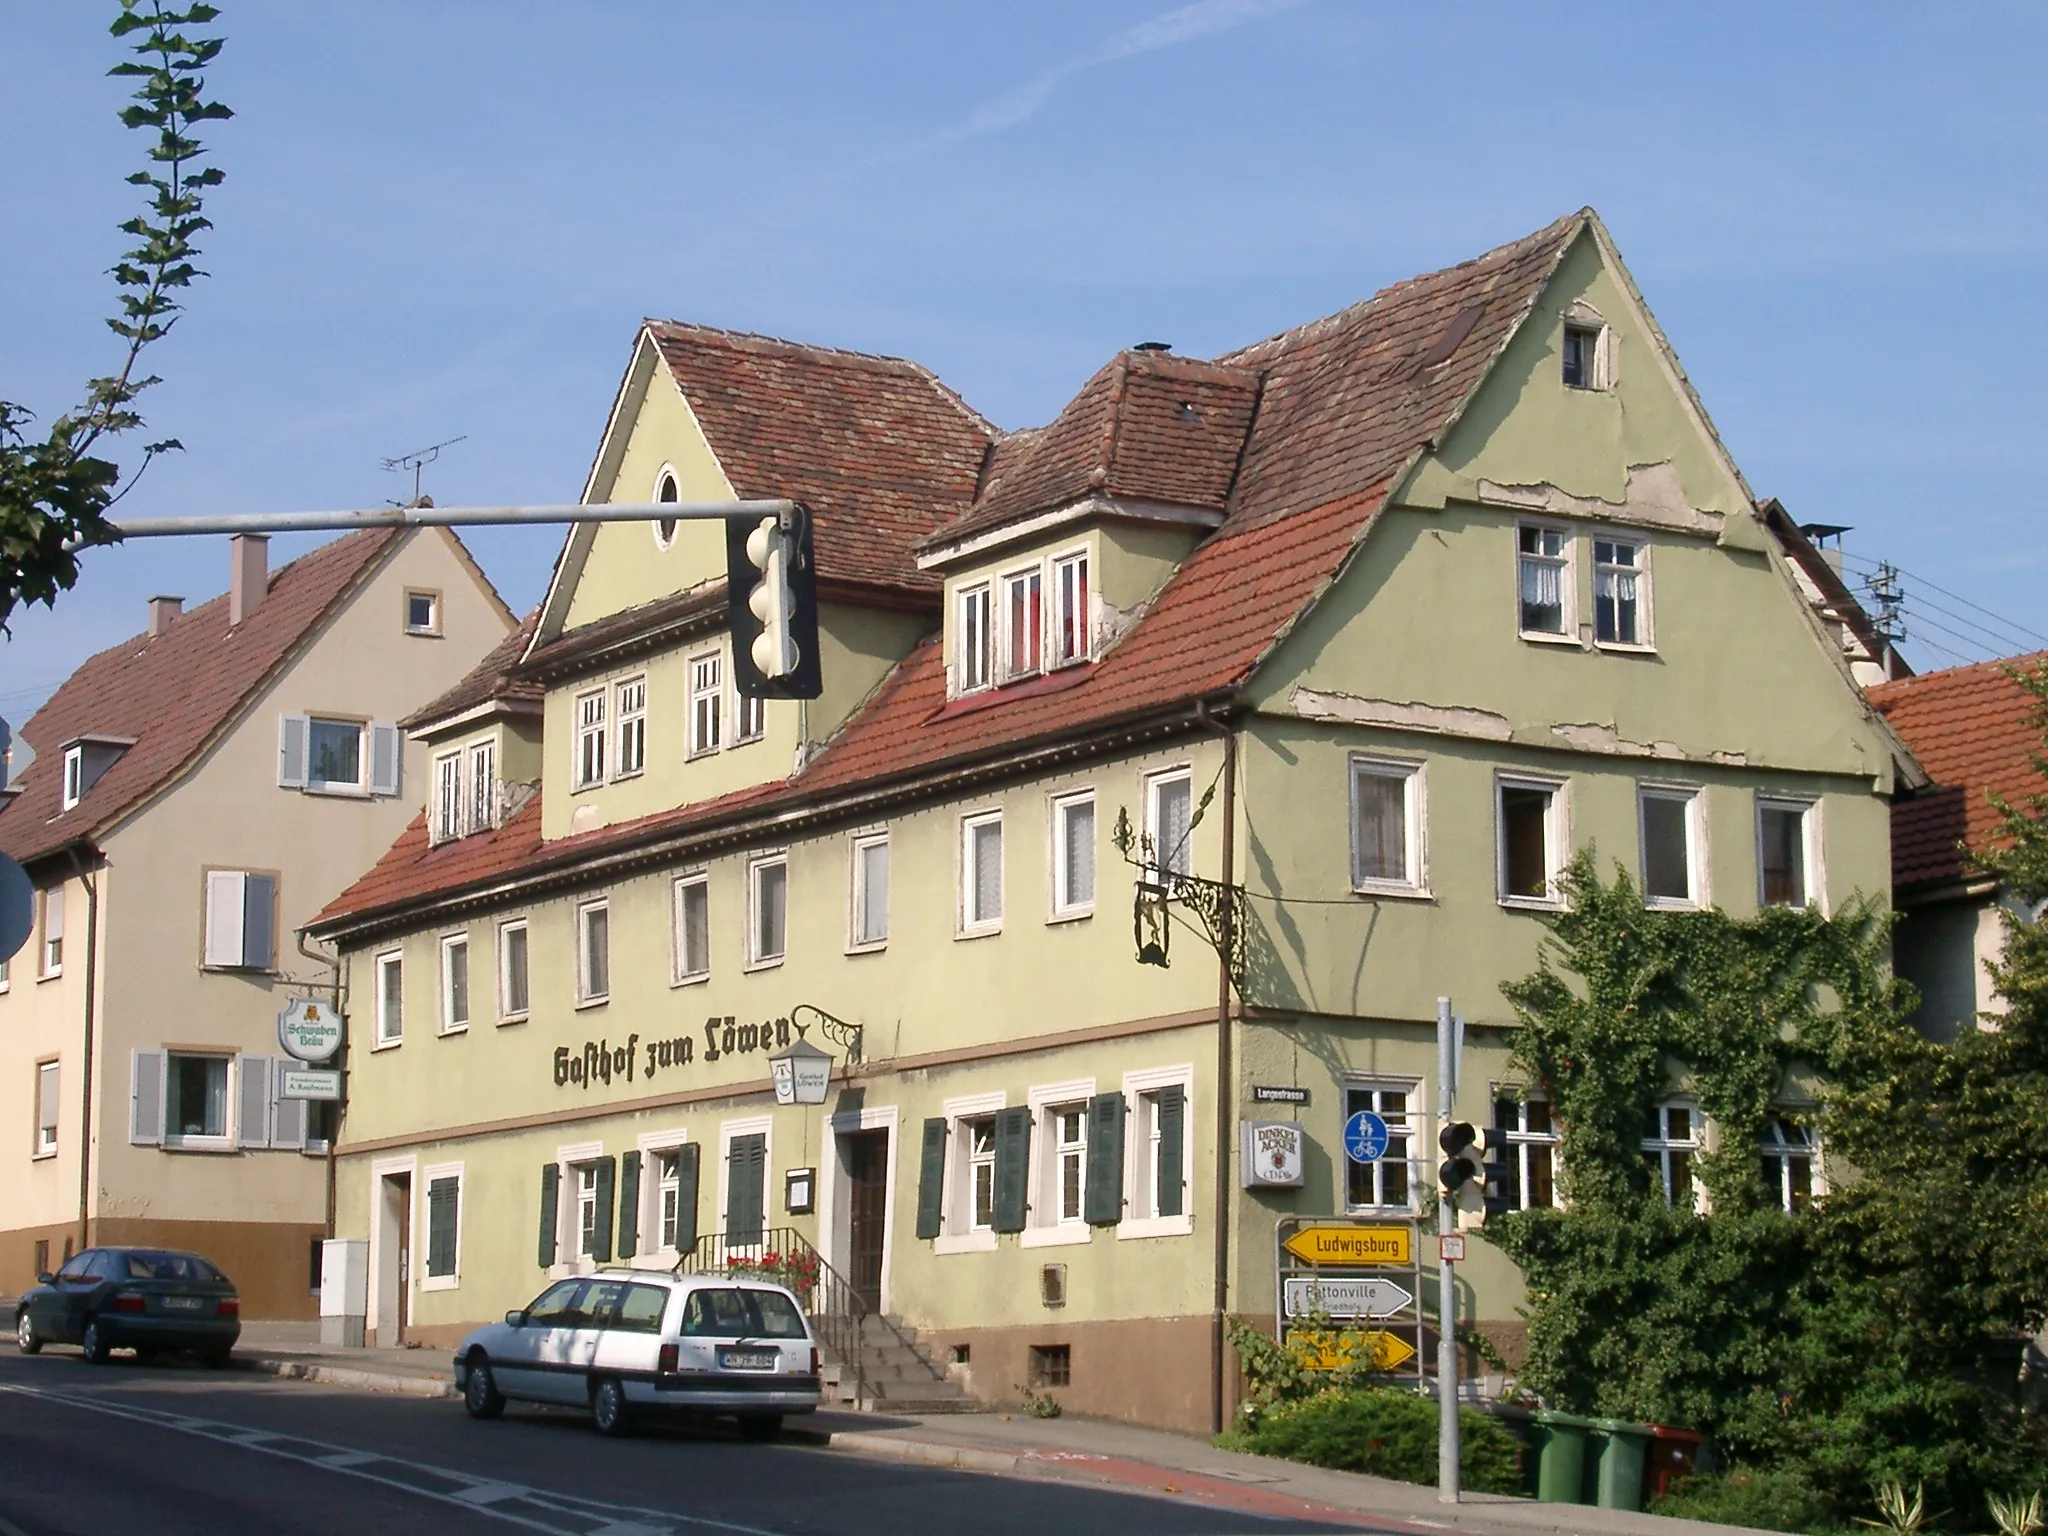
left=13, top=1247, right=240, bottom=1365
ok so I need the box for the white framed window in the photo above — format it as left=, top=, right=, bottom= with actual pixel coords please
left=577, top=900, right=611, bottom=1005
left=688, top=651, right=723, bottom=757
left=439, top=933, right=470, bottom=1033
left=1562, top=322, right=1608, bottom=390
left=1350, top=756, right=1425, bottom=895
left=849, top=833, right=889, bottom=950
left=934, top=1091, right=1004, bottom=1252
left=1053, top=550, right=1091, bottom=667
left=614, top=676, right=647, bottom=778
left=963, top=1116, right=997, bottom=1232
left=1002, top=566, right=1042, bottom=681
left=1343, top=1081, right=1416, bottom=1212
left=1757, top=797, right=1820, bottom=908
left=1049, top=1102, right=1087, bottom=1226
left=575, top=1163, right=601, bottom=1260
left=203, top=870, right=277, bottom=971
left=1516, top=523, right=1572, bottom=639
left=165, top=1052, right=230, bottom=1147
left=672, top=873, right=711, bottom=983
left=1145, top=770, right=1194, bottom=881
left=657, top=1146, right=685, bottom=1250
left=35, top=1061, right=58, bottom=1158
left=960, top=810, right=1003, bottom=934
left=1594, top=537, right=1649, bottom=647
left=404, top=589, right=441, bottom=636
left=374, top=951, right=403, bottom=1046
left=734, top=689, right=766, bottom=745
left=38, top=887, right=62, bottom=977
left=1639, top=784, right=1704, bottom=909
left=653, top=467, right=680, bottom=549
left=61, top=747, right=84, bottom=811
left=421, top=1165, right=463, bottom=1287
left=1050, top=792, right=1096, bottom=919
left=307, top=717, right=368, bottom=792
left=433, top=752, right=462, bottom=843
left=1761, top=1115, right=1819, bottom=1213
left=747, top=856, right=787, bottom=968
left=1492, top=1094, right=1559, bottom=1211
left=1498, top=774, right=1567, bottom=908
left=956, top=582, right=992, bottom=693
left=574, top=691, right=606, bottom=789
left=1121, top=1065, right=1195, bottom=1237
left=466, top=737, right=497, bottom=834
left=497, top=919, right=529, bottom=1021
left=1643, top=1102, right=1701, bottom=1208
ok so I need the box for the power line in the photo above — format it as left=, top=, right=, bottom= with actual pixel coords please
left=1840, top=551, right=2048, bottom=648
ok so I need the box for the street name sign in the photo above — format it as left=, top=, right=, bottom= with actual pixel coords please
left=1342, top=1110, right=1390, bottom=1163
left=279, top=1068, right=342, bottom=1101
left=1282, top=1276, right=1414, bottom=1320
left=278, top=997, right=343, bottom=1063
left=1281, top=1224, right=1412, bottom=1267
left=1251, top=1084, right=1310, bottom=1106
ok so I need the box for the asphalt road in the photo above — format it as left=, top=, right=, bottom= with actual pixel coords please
left=0, top=1350, right=1352, bottom=1536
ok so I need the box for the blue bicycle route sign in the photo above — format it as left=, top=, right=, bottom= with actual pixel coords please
left=1343, top=1110, right=1390, bottom=1164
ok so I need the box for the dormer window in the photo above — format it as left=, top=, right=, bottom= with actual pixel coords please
left=58, top=734, right=134, bottom=811
left=1053, top=551, right=1091, bottom=666
left=1002, top=567, right=1042, bottom=681
left=62, top=747, right=84, bottom=811
left=957, top=582, right=992, bottom=693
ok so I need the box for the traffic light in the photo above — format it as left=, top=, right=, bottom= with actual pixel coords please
left=1438, top=1120, right=1513, bottom=1219
left=726, top=505, right=821, bottom=700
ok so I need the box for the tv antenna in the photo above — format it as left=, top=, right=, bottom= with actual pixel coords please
left=381, top=435, right=467, bottom=507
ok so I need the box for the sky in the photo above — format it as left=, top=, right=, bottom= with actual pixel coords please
left=7, top=1, right=2048, bottom=755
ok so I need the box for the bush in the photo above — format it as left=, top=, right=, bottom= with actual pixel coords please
left=1232, top=1388, right=1524, bottom=1494
left=1650, top=1469, right=1836, bottom=1535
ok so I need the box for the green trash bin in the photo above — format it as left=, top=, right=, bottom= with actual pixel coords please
left=1590, top=1419, right=1653, bottom=1511
left=1529, top=1410, right=1600, bottom=1503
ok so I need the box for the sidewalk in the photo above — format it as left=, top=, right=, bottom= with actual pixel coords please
left=224, top=1325, right=1780, bottom=1536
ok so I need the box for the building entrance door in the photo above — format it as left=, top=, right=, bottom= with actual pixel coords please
left=844, top=1129, right=889, bottom=1311
left=376, top=1172, right=411, bottom=1346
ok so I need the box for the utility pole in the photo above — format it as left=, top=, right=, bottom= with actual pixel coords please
left=1437, top=994, right=1461, bottom=1503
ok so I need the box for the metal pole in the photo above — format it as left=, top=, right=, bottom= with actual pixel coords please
left=1437, top=994, right=1461, bottom=1504
left=106, top=499, right=795, bottom=539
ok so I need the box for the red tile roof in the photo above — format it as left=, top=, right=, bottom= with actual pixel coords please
left=313, top=214, right=1589, bottom=935
left=0, top=531, right=402, bottom=869
left=402, top=606, right=543, bottom=731
left=648, top=323, right=996, bottom=595
left=1869, top=652, right=2048, bottom=892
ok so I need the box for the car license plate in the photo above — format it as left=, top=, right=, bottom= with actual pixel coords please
left=161, top=1297, right=204, bottom=1311
left=718, top=1349, right=776, bottom=1371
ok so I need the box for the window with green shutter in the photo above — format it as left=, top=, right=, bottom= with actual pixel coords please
left=672, top=1142, right=701, bottom=1256
left=1155, top=1086, right=1186, bottom=1218
left=914, top=1118, right=948, bottom=1239
left=616, top=1151, right=642, bottom=1260
left=1084, top=1092, right=1127, bottom=1225
left=590, top=1156, right=617, bottom=1263
left=726, top=1134, right=766, bottom=1244
left=425, top=1176, right=460, bottom=1279
left=537, top=1162, right=560, bottom=1267
left=992, top=1106, right=1032, bottom=1233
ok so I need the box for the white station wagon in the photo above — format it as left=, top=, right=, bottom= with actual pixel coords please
left=453, top=1271, right=822, bottom=1438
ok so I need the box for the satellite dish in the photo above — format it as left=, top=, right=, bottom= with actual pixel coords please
left=0, top=854, right=32, bottom=965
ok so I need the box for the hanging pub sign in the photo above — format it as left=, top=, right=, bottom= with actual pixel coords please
left=277, top=997, right=344, bottom=1063
left=552, top=1014, right=803, bottom=1090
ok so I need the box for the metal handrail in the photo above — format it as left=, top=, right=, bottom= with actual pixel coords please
left=676, top=1227, right=868, bottom=1405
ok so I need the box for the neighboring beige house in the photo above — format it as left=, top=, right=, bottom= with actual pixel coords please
left=0, top=529, right=514, bottom=1315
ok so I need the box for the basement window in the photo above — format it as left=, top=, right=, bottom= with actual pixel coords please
left=1028, top=1344, right=1071, bottom=1387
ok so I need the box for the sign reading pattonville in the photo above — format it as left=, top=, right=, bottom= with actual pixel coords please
left=1282, top=1275, right=1415, bottom=1320
left=277, top=997, right=343, bottom=1063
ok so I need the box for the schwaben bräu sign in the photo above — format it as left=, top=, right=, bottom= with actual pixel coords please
left=553, top=1015, right=798, bottom=1090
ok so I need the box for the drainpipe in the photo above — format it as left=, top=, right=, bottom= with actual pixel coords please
left=297, top=928, right=345, bottom=1240
left=1194, top=701, right=1237, bottom=1436
left=64, top=849, right=101, bottom=1258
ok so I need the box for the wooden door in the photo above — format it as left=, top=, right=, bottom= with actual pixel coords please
left=846, top=1130, right=889, bottom=1310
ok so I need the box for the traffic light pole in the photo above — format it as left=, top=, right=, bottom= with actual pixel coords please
left=1437, top=993, right=1461, bottom=1504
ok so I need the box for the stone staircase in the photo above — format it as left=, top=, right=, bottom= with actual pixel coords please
left=821, top=1312, right=974, bottom=1412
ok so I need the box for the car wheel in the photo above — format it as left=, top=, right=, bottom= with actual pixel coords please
left=463, top=1355, right=506, bottom=1420
left=80, top=1319, right=111, bottom=1366
left=590, top=1378, right=632, bottom=1438
left=15, top=1311, right=41, bottom=1355
left=737, top=1413, right=783, bottom=1442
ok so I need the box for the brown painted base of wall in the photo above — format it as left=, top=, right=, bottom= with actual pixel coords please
left=935, top=1313, right=1221, bottom=1436
left=0, top=1219, right=325, bottom=1320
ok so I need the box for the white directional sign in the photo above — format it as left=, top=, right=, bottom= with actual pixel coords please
left=1283, top=1276, right=1415, bottom=1321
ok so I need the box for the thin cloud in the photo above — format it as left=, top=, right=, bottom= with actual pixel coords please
left=939, top=0, right=1309, bottom=143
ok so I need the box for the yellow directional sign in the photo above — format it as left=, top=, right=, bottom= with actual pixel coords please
left=1290, top=1328, right=1418, bottom=1373
left=1281, top=1224, right=1412, bottom=1267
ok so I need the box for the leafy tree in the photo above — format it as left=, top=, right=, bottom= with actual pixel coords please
left=0, top=2, right=230, bottom=630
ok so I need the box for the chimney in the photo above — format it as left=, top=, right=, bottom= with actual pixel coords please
left=147, top=595, right=184, bottom=637
left=229, top=535, right=269, bottom=626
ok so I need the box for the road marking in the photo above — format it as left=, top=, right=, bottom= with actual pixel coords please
left=0, top=1512, right=33, bottom=1536
left=0, top=1383, right=784, bottom=1536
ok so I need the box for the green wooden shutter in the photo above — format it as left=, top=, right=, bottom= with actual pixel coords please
left=727, top=1134, right=765, bottom=1244
left=426, top=1176, right=459, bottom=1278
left=914, top=1118, right=948, bottom=1239
left=591, top=1156, right=616, bottom=1262
left=674, top=1143, right=701, bottom=1256
left=993, top=1106, right=1032, bottom=1233
left=616, top=1151, right=642, bottom=1261
left=1156, top=1086, right=1186, bottom=1217
left=1084, top=1092, right=1127, bottom=1225
left=537, top=1162, right=560, bottom=1267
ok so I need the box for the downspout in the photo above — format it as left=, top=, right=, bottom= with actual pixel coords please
left=64, top=848, right=101, bottom=1258
left=297, top=928, right=344, bottom=1240
left=1194, top=700, right=1237, bottom=1437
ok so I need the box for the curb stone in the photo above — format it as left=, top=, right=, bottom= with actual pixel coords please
left=239, top=1356, right=457, bottom=1399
